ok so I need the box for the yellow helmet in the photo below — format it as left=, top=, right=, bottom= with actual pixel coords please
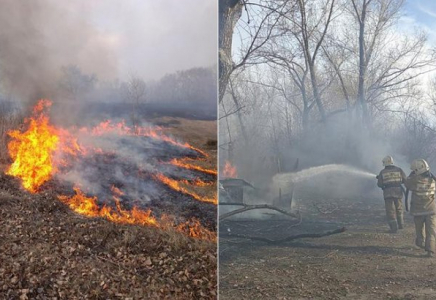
left=410, top=159, right=430, bottom=175
left=382, top=156, right=394, bottom=166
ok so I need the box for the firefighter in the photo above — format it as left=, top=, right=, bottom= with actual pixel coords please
left=405, top=159, right=436, bottom=257
left=377, top=156, right=406, bottom=233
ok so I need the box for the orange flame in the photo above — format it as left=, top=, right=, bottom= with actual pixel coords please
left=189, top=178, right=215, bottom=187
left=58, top=187, right=158, bottom=226
left=110, top=185, right=124, bottom=196
left=223, top=161, right=237, bottom=178
left=59, top=187, right=215, bottom=241
left=6, top=100, right=59, bottom=192
left=155, top=174, right=217, bottom=204
left=168, top=158, right=217, bottom=176
left=81, top=120, right=207, bottom=157
left=176, top=219, right=216, bottom=241
left=6, top=100, right=84, bottom=192
left=6, top=100, right=216, bottom=241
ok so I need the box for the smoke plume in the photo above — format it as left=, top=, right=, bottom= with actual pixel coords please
left=0, top=0, right=117, bottom=104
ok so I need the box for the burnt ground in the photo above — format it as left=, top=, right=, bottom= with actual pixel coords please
left=219, top=196, right=436, bottom=300
left=157, top=117, right=217, bottom=227
left=0, top=117, right=217, bottom=299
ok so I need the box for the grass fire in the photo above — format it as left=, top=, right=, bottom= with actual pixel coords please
left=0, top=98, right=217, bottom=299
left=0, top=1, right=217, bottom=298
left=7, top=99, right=216, bottom=239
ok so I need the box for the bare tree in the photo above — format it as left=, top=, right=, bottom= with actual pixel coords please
left=58, top=65, right=97, bottom=101
left=219, top=0, right=436, bottom=184
left=122, top=75, right=146, bottom=132
left=219, top=0, right=292, bottom=103
left=262, top=50, right=313, bottom=132
left=347, top=0, right=434, bottom=125
left=294, top=0, right=336, bottom=122
left=254, top=0, right=337, bottom=128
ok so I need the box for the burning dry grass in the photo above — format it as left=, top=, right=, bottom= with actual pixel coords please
left=157, top=116, right=218, bottom=206
left=6, top=101, right=60, bottom=192
left=0, top=102, right=217, bottom=298
left=5, top=100, right=216, bottom=238
left=0, top=179, right=216, bottom=299
left=57, top=186, right=216, bottom=241
left=156, top=173, right=217, bottom=205
left=169, top=157, right=218, bottom=176
left=58, top=187, right=159, bottom=227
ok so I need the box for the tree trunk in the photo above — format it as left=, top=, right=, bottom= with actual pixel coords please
left=308, top=62, right=326, bottom=122
left=219, top=0, right=243, bottom=103
left=229, top=79, right=248, bottom=142
left=357, top=3, right=369, bottom=126
left=297, top=0, right=328, bottom=122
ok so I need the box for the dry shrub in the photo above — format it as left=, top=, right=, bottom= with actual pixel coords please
left=205, top=139, right=217, bottom=147
left=0, top=108, right=23, bottom=163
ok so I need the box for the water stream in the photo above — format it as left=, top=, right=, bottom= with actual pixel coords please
left=272, top=164, right=377, bottom=187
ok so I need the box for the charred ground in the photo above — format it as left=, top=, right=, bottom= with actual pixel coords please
left=219, top=196, right=436, bottom=300
left=0, top=116, right=217, bottom=299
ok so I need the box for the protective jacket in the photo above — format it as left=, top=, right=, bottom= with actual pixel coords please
left=377, top=165, right=406, bottom=199
left=405, top=171, right=436, bottom=216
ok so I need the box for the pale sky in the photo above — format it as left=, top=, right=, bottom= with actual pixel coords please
left=233, top=0, right=436, bottom=57
left=90, top=0, right=217, bottom=81
left=231, top=0, right=436, bottom=87
left=54, top=0, right=218, bottom=81
left=403, top=0, right=436, bottom=44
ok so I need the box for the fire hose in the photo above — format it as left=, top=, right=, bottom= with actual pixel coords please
left=402, top=185, right=409, bottom=212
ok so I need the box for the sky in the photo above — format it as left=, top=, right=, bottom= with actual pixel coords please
left=85, top=0, right=218, bottom=81
left=232, top=0, right=436, bottom=57
left=51, top=0, right=435, bottom=82
left=0, top=0, right=217, bottom=102
left=0, top=0, right=217, bottom=83
left=230, top=0, right=436, bottom=90
left=402, top=0, right=436, bottom=45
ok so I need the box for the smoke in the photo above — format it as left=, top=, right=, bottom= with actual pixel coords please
left=272, top=164, right=378, bottom=200
left=273, top=164, right=376, bottom=186
left=53, top=123, right=208, bottom=209
left=220, top=103, right=411, bottom=202
left=0, top=0, right=117, bottom=104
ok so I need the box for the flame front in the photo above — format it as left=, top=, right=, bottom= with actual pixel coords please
left=169, top=158, right=217, bottom=176
left=59, top=187, right=215, bottom=240
left=6, top=100, right=216, bottom=241
left=155, top=174, right=217, bottom=204
left=58, top=187, right=158, bottom=226
left=6, top=100, right=59, bottom=192
left=81, top=120, right=207, bottom=156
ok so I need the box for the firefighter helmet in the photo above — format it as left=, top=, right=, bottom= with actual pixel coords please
left=411, top=159, right=430, bottom=175
left=382, top=156, right=394, bottom=166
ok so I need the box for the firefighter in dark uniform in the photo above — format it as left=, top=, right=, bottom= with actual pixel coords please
left=405, top=159, right=436, bottom=257
left=377, top=156, right=406, bottom=233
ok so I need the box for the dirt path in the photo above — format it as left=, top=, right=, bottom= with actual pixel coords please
left=219, top=198, right=436, bottom=299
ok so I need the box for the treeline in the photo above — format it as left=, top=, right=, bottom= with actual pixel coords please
left=61, top=65, right=217, bottom=106
left=0, top=64, right=217, bottom=108
left=219, top=0, right=436, bottom=179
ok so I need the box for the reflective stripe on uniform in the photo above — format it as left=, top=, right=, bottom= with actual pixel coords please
left=415, top=182, right=436, bottom=196
left=410, top=211, right=436, bottom=216
left=382, top=171, right=402, bottom=184
left=416, top=191, right=436, bottom=196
